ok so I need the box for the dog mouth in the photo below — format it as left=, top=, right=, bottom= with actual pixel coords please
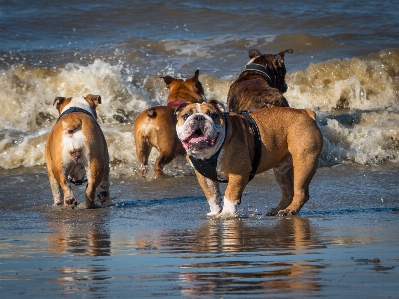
left=182, top=129, right=217, bottom=150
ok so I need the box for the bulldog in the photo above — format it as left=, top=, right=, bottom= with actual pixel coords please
left=175, top=100, right=323, bottom=217
left=227, top=48, right=293, bottom=111
left=134, top=70, right=206, bottom=178
left=45, top=94, right=110, bottom=209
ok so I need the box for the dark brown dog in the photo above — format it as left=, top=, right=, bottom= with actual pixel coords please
left=133, top=70, right=206, bottom=178
left=227, top=48, right=298, bottom=217
left=175, top=101, right=323, bottom=217
left=226, top=48, right=293, bottom=111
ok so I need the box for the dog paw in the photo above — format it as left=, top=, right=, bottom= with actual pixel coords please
left=276, top=209, right=297, bottom=217
left=64, top=197, right=77, bottom=208
left=97, top=191, right=109, bottom=203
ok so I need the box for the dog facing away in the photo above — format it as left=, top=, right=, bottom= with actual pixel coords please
left=133, top=70, right=206, bottom=178
left=227, top=48, right=303, bottom=217
left=227, top=48, right=293, bottom=111
left=175, top=100, right=323, bottom=217
left=45, top=94, right=110, bottom=209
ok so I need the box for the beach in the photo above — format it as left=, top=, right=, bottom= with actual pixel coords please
left=1, top=0, right=399, bottom=297
left=0, top=164, right=398, bottom=298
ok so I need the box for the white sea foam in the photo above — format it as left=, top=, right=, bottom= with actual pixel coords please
left=0, top=50, right=398, bottom=173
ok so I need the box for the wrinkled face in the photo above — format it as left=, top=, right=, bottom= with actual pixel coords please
left=175, top=102, right=225, bottom=159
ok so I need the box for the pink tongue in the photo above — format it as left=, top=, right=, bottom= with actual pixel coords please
left=188, top=136, right=207, bottom=143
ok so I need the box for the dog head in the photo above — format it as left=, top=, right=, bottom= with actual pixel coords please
left=53, top=94, right=102, bottom=119
left=246, top=49, right=293, bottom=93
left=161, top=70, right=206, bottom=105
left=175, top=100, right=226, bottom=159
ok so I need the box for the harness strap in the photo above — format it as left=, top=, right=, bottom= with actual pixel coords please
left=189, top=114, right=228, bottom=183
left=237, top=111, right=261, bottom=182
left=189, top=112, right=261, bottom=182
left=57, top=107, right=95, bottom=122
left=240, top=63, right=276, bottom=87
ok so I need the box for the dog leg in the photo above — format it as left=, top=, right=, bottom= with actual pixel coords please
left=58, top=172, right=77, bottom=208
left=48, top=171, right=63, bottom=205
left=277, top=158, right=317, bottom=216
left=136, top=138, right=152, bottom=178
left=196, top=172, right=222, bottom=215
left=154, top=151, right=175, bottom=178
left=219, top=174, right=248, bottom=217
left=267, top=166, right=294, bottom=216
left=97, top=174, right=110, bottom=204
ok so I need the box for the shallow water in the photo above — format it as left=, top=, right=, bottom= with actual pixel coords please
left=1, top=1, right=399, bottom=297
left=0, top=164, right=398, bottom=298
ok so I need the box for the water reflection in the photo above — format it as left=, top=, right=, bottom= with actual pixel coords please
left=174, top=216, right=325, bottom=296
left=46, top=209, right=111, bottom=292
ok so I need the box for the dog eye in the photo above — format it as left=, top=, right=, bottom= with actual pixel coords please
left=209, top=112, right=218, bottom=120
left=182, top=113, right=191, bottom=120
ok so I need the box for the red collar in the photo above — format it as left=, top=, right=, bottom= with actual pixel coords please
left=167, top=100, right=186, bottom=106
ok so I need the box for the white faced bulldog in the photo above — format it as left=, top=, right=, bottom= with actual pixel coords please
left=175, top=100, right=323, bottom=217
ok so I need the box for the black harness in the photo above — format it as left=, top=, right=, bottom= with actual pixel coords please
left=57, top=106, right=95, bottom=186
left=240, top=63, right=277, bottom=88
left=189, top=111, right=261, bottom=183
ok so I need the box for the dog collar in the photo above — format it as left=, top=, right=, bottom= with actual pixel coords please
left=57, top=106, right=95, bottom=122
left=167, top=100, right=187, bottom=106
left=189, top=111, right=261, bottom=183
left=240, top=63, right=277, bottom=87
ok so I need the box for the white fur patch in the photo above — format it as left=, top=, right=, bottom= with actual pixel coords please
left=61, top=130, right=87, bottom=165
left=207, top=195, right=222, bottom=216
left=221, top=197, right=238, bottom=214
left=61, top=97, right=95, bottom=118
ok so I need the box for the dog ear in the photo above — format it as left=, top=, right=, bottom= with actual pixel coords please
left=275, top=49, right=293, bottom=67
left=194, top=69, right=200, bottom=80
left=248, top=49, right=262, bottom=59
left=175, top=102, right=190, bottom=117
left=161, top=75, right=174, bottom=87
left=53, top=97, right=66, bottom=113
left=208, top=99, right=226, bottom=112
left=85, top=94, right=102, bottom=106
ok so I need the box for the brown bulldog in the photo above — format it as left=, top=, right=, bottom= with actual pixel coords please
left=45, top=94, right=110, bottom=209
left=175, top=100, right=323, bottom=217
left=226, top=48, right=293, bottom=111
left=134, top=70, right=206, bottom=178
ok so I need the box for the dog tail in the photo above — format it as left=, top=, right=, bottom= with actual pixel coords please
left=62, top=115, right=82, bottom=134
left=305, top=109, right=316, bottom=121
left=146, top=108, right=157, bottom=118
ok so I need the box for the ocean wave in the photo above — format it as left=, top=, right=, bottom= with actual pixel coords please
left=0, top=49, right=398, bottom=172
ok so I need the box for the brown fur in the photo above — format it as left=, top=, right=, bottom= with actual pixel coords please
left=133, top=70, right=206, bottom=178
left=175, top=101, right=323, bottom=216
left=45, top=94, right=110, bottom=209
left=227, top=49, right=293, bottom=111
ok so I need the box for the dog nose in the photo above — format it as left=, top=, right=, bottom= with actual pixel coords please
left=195, top=115, right=205, bottom=122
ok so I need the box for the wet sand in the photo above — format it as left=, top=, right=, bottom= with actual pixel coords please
left=0, top=164, right=398, bottom=298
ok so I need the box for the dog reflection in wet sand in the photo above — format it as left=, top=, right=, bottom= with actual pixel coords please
left=179, top=217, right=322, bottom=295
left=133, top=70, right=206, bottom=178
left=175, top=100, right=323, bottom=217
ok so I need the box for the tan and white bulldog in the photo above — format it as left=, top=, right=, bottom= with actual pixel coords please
left=226, top=48, right=293, bottom=111
left=134, top=70, right=206, bottom=178
left=45, top=94, right=110, bottom=209
left=175, top=100, right=323, bottom=217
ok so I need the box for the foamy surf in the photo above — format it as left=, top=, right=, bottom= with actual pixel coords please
left=0, top=49, right=398, bottom=174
